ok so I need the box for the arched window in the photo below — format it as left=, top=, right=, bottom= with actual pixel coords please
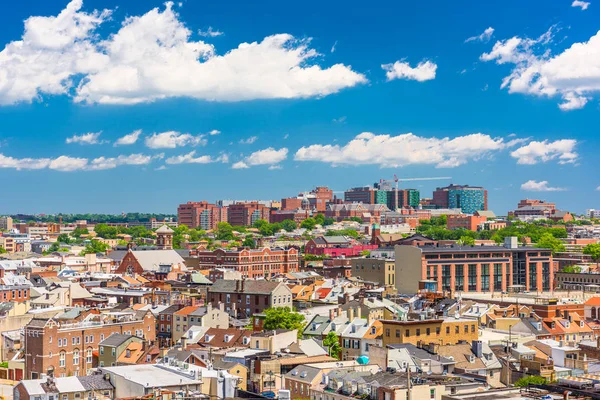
left=86, top=348, right=93, bottom=364
left=73, top=349, right=79, bottom=365
left=59, top=351, right=66, bottom=368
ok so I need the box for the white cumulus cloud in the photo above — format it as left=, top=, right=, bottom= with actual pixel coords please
left=88, top=154, right=155, bottom=170
left=0, top=152, right=157, bottom=171
left=295, top=132, right=517, bottom=168
left=114, top=129, right=142, bottom=146
left=66, top=132, right=104, bottom=145
left=0, top=0, right=111, bottom=105
left=198, top=27, right=223, bottom=37
left=572, top=0, right=590, bottom=10
left=0, top=1, right=365, bottom=106
left=382, top=60, right=437, bottom=82
left=521, top=180, right=566, bottom=192
left=465, top=27, right=495, bottom=43
left=165, top=151, right=228, bottom=164
left=510, top=139, right=579, bottom=165
left=145, top=131, right=207, bottom=149
left=49, top=156, right=89, bottom=171
left=209, top=130, right=221, bottom=136
left=233, top=147, right=288, bottom=169
left=239, top=136, right=258, bottom=145
left=480, top=26, right=600, bottom=110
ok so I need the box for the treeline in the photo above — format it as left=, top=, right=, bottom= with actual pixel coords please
left=12, top=213, right=176, bottom=224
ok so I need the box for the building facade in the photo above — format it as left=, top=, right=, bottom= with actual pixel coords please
left=177, top=201, right=227, bottom=230
left=395, top=242, right=553, bottom=294
left=228, top=202, right=271, bottom=226
left=24, top=312, right=156, bottom=379
left=207, top=280, right=294, bottom=318
left=432, top=185, right=488, bottom=214
left=196, top=247, right=299, bottom=279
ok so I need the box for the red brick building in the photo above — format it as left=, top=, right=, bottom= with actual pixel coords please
left=325, top=203, right=388, bottom=223
left=270, top=209, right=310, bottom=224
left=207, top=280, right=293, bottom=318
left=24, top=311, right=156, bottom=379
left=196, top=247, right=299, bottom=279
left=447, top=214, right=488, bottom=231
left=177, top=201, right=227, bottom=230
left=0, top=285, right=30, bottom=303
left=304, top=236, right=377, bottom=257
left=228, top=202, right=271, bottom=226
left=396, top=243, right=554, bottom=294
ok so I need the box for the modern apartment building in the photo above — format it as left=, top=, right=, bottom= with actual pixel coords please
left=196, top=247, right=299, bottom=279
left=24, top=311, right=156, bottom=378
left=395, top=238, right=553, bottom=294
left=432, top=184, right=488, bottom=214
left=228, top=202, right=271, bottom=226
left=177, top=201, right=227, bottom=230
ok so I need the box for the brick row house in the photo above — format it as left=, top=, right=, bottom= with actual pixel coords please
left=207, top=280, right=294, bottom=319
left=24, top=311, right=156, bottom=379
left=196, top=247, right=299, bottom=279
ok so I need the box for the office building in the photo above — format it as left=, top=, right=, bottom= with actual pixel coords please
left=228, top=202, right=271, bottom=226
left=395, top=237, right=553, bottom=294
left=432, top=184, right=487, bottom=214
left=177, top=201, right=227, bottom=230
left=196, top=247, right=299, bottom=279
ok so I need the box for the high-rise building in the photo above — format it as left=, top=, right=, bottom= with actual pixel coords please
left=344, top=187, right=376, bottom=204
left=227, top=202, right=271, bottom=226
left=0, top=216, right=13, bottom=231
left=177, top=201, right=227, bottom=230
left=432, top=184, right=487, bottom=214
left=383, top=189, right=420, bottom=210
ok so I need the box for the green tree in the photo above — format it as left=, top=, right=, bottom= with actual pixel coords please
left=514, top=375, right=546, bottom=387
left=535, top=233, right=566, bottom=254
left=323, top=217, right=335, bottom=226
left=263, top=307, right=306, bottom=338
left=280, top=219, right=297, bottom=232
left=314, top=214, right=325, bottom=225
left=0, top=247, right=6, bottom=254
left=326, top=229, right=359, bottom=239
left=94, top=223, right=118, bottom=239
left=457, top=236, right=475, bottom=246
left=80, top=240, right=110, bottom=255
left=71, top=227, right=89, bottom=238
left=56, top=234, right=71, bottom=244
left=562, top=265, right=582, bottom=273
left=583, top=243, right=600, bottom=267
left=300, top=218, right=317, bottom=230
left=215, top=222, right=235, bottom=241
left=323, top=331, right=341, bottom=359
left=242, top=236, right=256, bottom=249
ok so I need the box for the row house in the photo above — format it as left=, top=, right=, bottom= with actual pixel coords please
left=207, top=279, right=294, bottom=319
left=24, top=310, right=156, bottom=379
left=196, top=247, right=299, bottom=279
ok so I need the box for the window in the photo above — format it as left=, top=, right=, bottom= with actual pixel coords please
left=446, top=327, right=450, bottom=334
left=59, top=351, right=65, bottom=367
left=464, top=325, right=469, bottom=333
left=436, top=327, right=440, bottom=335
left=405, top=329, right=410, bottom=337
left=471, top=325, right=476, bottom=333
left=73, top=350, right=79, bottom=365
left=100, top=347, right=104, bottom=355
left=226, top=294, right=231, bottom=303
left=395, top=329, right=400, bottom=338
left=416, top=329, right=421, bottom=337
left=112, top=348, right=116, bottom=356
left=426, top=328, right=430, bottom=336
left=455, top=326, right=459, bottom=334
left=87, top=349, right=92, bottom=364
left=385, top=329, right=390, bottom=337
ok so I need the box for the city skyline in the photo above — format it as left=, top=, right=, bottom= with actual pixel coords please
left=1, top=0, right=600, bottom=214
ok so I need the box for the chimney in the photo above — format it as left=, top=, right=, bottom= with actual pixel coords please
left=182, top=337, right=187, bottom=350
left=329, top=309, right=335, bottom=321
left=348, top=308, right=355, bottom=321
left=472, top=340, right=483, bottom=358
left=356, top=307, right=361, bottom=320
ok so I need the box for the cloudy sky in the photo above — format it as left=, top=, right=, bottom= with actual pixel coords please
left=0, top=0, right=599, bottom=214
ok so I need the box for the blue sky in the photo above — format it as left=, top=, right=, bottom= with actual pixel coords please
left=0, top=0, right=599, bottom=214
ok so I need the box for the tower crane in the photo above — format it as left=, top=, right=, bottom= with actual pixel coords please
left=379, top=175, right=452, bottom=210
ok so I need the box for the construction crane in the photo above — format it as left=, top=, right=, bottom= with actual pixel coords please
left=379, top=175, right=452, bottom=210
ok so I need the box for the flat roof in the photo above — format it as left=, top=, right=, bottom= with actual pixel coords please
left=101, top=365, right=201, bottom=387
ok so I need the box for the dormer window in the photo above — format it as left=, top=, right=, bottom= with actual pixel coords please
left=371, top=326, right=376, bottom=334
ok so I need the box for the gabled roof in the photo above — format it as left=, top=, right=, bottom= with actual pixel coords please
left=155, top=225, right=174, bottom=234
left=129, top=250, right=186, bottom=272
left=100, top=334, right=135, bottom=347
